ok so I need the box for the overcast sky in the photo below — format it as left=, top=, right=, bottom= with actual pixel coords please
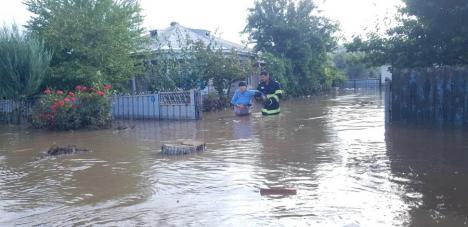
left=1, top=0, right=402, bottom=44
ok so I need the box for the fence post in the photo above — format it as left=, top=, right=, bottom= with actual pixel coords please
left=157, top=92, right=161, bottom=120
left=190, top=90, right=195, bottom=120
left=385, top=80, right=392, bottom=124
left=197, top=90, right=203, bottom=120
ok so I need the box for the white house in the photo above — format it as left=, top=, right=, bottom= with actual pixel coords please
left=143, top=22, right=259, bottom=93
left=147, top=22, right=252, bottom=58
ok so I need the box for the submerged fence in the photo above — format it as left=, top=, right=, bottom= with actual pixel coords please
left=0, top=90, right=203, bottom=125
left=0, top=99, right=35, bottom=124
left=341, top=79, right=381, bottom=89
left=386, top=67, right=468, bottom=127
left=111, top=90, right=202, bottom=120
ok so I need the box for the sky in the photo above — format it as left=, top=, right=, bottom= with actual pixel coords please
left=0, top=0, right=402, bottom=44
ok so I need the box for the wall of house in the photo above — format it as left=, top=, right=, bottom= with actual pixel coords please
left=380, top=65, right=392, bottom=85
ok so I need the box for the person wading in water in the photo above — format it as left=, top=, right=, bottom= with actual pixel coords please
left=255, top=71, right=284, bottom=115
left=231, top=81, right=257, bottom=116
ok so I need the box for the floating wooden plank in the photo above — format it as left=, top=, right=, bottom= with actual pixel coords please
left=260, top=188, right=297, bottom=196
left=161, top=139, right=206, bottom=155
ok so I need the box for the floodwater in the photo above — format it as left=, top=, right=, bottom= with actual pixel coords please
left=1, top=90, right=467, bottom=226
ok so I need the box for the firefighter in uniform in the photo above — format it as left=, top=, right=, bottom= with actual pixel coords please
left=255, top=71, right=284, bottom=115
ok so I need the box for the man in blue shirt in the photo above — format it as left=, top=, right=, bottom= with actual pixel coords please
left=231, top=81, right=257, bottom=116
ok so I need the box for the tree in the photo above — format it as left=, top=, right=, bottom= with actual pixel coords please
left=332, top=50, right=379, bottom=80
left=146, top=35, right=217, bottom=92
left=347, top=0, right=468, bottom=68
left=25, top=0, right=147, bottom=90
left=209, top=49, right=251, bottom=99
left=244, top=0, right=339, bottom=95
left=259, top=52, right=293, bottom=91
left=0, top=25, right=51, bottom=99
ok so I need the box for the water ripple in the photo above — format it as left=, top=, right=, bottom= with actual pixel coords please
left=1, top=91, right=467, bottom=226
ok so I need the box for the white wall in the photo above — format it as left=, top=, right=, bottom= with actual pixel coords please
left=380, top=65, right=392, bottom=84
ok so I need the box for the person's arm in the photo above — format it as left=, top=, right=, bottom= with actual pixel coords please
left=255, top=84, right=266, bottom=100
left=247, top=89, right=258, bottom=97
left=246, top=89, right=257, bottom=104
left=274, top=82, right=284, bottom=99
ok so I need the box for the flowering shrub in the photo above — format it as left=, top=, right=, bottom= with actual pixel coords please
left=31, top=84, right=113, bottom=130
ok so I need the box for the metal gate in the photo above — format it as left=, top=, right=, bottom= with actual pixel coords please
left=111, top=90, right=203, bottom=120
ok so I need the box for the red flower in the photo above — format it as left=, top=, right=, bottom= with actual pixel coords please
left=103, top=84, right=112, bottom=90
left=96, top=90, right=105, bottom=96
left=70, top=97, right=76, bottom=102
left=82, top=86, right=88, bottom=91
left=75, top=85, right=82, bottom=91
left=64, top=98, right=71, bottom=102
left=68, top=91, right=75, bottom=97
left=44, top=89, right=51, bottom=95
left=56, top=100, right=65, bottom=107
left=50, top=104, right=57, bottom=112
left=56, top=90, right=64, bottom=95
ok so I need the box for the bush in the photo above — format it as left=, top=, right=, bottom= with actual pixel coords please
left=31, top=84, right=112, bottom=130
left=202, top=92, right=229, bottom=112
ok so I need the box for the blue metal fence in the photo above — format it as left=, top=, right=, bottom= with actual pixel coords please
left=341, top=79, right=381, bottom=89
left=1, top=90, right=203, bottom=125
left=111, top=90, right=202, bottom=120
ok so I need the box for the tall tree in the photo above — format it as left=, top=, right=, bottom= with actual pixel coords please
left=347, top=0, right=468, bottom=67
left=209, top=49, right=251, bottom=99
left=244, top=0, right=339, bottom=95
left=25, top=0, right=147, bottom=90
left=0, top=25, right=51, bottom=99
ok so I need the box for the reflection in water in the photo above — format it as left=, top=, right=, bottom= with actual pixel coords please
left=232, top=117, right=254, bottom=139
left=386, top=127, right=468, bottom=227
left=0, top=90, right=467, bottom=226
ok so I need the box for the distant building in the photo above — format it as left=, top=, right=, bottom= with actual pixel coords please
left=142, top=22, right=260, bottom=94
left=147, top=22, right=252, bottom=58
left=380, top=65, right=392, bottom=84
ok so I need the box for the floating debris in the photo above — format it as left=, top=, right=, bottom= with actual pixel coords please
left=46, top=145, right=91, bottom=156
left=35, top=145, right=91, bottom=160
left=161, top=139, right=206, bottom=155
left=260, top=188, right=297, bottom=196
left=114, top=125, right=135, bottom=130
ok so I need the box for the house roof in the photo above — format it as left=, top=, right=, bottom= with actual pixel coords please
left=147, top=22, right=252, bottom=56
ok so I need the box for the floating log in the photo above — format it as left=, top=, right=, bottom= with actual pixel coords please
left=46, top=145, right=90, bottom=156
left=260, top=188, right=297, bottom=196
left=114, top=125, right=135, bottom=130
left=161, top=139, right=206, bottom=155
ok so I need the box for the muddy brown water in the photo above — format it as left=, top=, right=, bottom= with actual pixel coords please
left=1, top=90, right=467, bottom=226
